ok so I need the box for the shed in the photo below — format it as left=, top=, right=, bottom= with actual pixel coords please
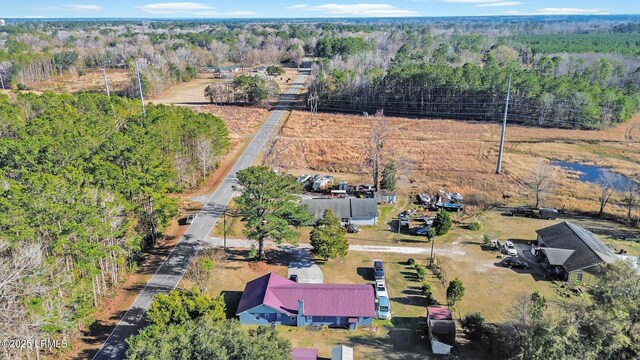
left=426, top=307, right=455, bottom=355
left=331, top=345, right=353, bottom=360
left=301, top=198, right=378, bottom=225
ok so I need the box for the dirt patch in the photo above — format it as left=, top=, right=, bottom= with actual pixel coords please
left=29, top=69, right=130, bottom=94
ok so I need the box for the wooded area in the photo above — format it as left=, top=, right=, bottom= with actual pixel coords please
left=0, top=92, right=229, bottom=357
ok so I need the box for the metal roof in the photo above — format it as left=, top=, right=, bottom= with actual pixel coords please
left=540, top=248, right=575, bottom=266
left=300, top=198, right=378, bottom=221
left=536, top=221, right=617, bottom=272
left=237, top=273, right=376, bottom=318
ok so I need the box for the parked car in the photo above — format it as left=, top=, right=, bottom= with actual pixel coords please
left=502, top=257, right=530, bottom=269
left=450, top=192, right=463, bottom=201
left=345, top=224, right=360, bottom=233
left=503, top=241, right=518, bottom=256
left=373, top=259, right=385, bottom=280
left=399, top=215, right=409, bottom=228
left=539, top=208, right=558, bottom=220
left=374, top=280, right=388, bottom=298
left=377, top=296, right=391, bottom=320
left=414, top=226, right=430, bottom=236
left=509, top=207, right=537, bottom=217
left=186, top=214, right=197, bottom=224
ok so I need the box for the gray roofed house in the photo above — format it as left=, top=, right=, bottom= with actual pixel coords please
left=535, top=221, right=617, bottom=282
left=301, top=198, right=378, bottom=226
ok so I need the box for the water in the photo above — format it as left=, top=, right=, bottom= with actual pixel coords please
left=551, top=160, right=632, bottom=191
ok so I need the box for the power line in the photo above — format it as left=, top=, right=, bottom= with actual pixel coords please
left=307, top=91, right=319, bottom=126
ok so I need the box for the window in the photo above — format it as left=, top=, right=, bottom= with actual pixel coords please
left=254, top=313, right=261, bottom=320
left=576, top=272, right=583, bottom=282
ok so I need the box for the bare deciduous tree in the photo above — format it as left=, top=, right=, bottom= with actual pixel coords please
left=195, top=137, right=213, bottom=180
left=621, top=174, right=639, bottom=223
left=524, top=161, right=556, bottom=208
left=597, top=171, right=618, bottom=218
left=365, top=110, right=390, bottom=190
left=174, top=152, right=191, bottom=187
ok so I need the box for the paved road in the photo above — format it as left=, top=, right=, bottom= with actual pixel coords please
left=92, top=69, right=308, bottom=360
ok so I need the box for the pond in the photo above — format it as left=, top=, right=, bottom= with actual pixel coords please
left=551, top=160, right=631, bottom=191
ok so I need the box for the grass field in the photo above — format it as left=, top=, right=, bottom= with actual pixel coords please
left=273, top=111, right=640, bottom=220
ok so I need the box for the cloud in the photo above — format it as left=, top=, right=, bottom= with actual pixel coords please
left=475, top=1, right=522, bottom=7
left=287, top=3, right=419, bottom=17
left=535, top=7, right=609, bottom=15
left=35, top=4, right=103, bottom=12
left=137, top=2, right=255, bottom=16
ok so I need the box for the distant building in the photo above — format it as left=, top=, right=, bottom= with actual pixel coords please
left=236, top=273, right=375, bottom=330
left=533, top=221, right=617, bottom=282
left=301, top=198, right=378, bottom=226
left=426, top=307, right=456, bottom=355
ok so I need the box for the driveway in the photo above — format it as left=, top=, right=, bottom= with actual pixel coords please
left=511, top=241, right=545, bottom=274
left=284, top=246, right=324, bottom=283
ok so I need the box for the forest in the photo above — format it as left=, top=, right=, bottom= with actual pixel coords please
left=0, top=92, right=229, bottom=355
left=1, top=17, right=640, bottom=128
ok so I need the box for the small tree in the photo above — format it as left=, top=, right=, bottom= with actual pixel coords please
left=415, top=264, right=426, bottom=280
left=434, top=210, right=453, bottom=236
left=420, top=281, right=432, bottom=297
left=524, top=161, right=555, bottom=208
left=621, top=175, right=638, bottom=223
left=380, top=161, right=397, bottom=191
left=266, top=65, right=285, bottom=76
left=597, top=171, right=617, bottom=218
left=309, top=209, right=349, bottom=260
left=446, top=278, right=465, bottom=308
left=461, top=312, right=486, bottom=341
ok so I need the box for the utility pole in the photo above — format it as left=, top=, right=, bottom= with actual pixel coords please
left=429, top=235, right=435, bottom=268
left=135, top=58, right=146, bottom=116
left=223, top=209, right=227, bottom=254
left=496, top=75, right=512, bottom=175
left=308, top=91, right=318, bottom=126
left=102, top=67, right=110, bottom=97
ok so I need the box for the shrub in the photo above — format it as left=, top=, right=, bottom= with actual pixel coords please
left=408, top=258, right=416, bottom=265
left=461, top=312, right=486, bottom=341
left=17, top=83, right=28, bottom=90
left=469, top=221, right=482, bottom=231
left=416, top=264, right=426, bottom=280
left=483, top=234, right=491, bottom=245
left=420, top=282, right=432, bottom=297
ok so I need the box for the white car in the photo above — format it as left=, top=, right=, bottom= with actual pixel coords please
left=186, top=214, right=198, bottom=224
left=504, top=241, right=518, bottom=256
left=450, top=192, right=463, bottom=201
left=374, top=280, right=388, bottom=299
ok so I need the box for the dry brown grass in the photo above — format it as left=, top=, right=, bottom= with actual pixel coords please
left=275, top=111, right=640, bottom=218
left=29, top=69, right=130, bottom=93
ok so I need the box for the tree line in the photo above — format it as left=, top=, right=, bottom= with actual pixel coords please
left=0, top=92, right=229, bottom=357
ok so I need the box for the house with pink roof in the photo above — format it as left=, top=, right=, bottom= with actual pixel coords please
left=236, top=273, right=375, bottom=330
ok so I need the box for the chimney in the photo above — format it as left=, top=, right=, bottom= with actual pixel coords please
left=296, top=299, right=304, bottom=327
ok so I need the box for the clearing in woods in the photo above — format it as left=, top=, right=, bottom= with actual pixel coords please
left=28, top=69, right=130, bottom=93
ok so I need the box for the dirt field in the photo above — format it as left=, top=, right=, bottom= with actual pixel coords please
left=146, top=73, right=218, bottom=105
left=29, top=69, right=130, bottom=93
left=273, top=111, right=640, bottom=219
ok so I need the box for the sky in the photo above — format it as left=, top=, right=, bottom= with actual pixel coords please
left=1, top=0, right=638, bottom=19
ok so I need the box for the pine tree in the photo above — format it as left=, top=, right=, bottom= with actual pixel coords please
left=310, top=209, right=349, bottom=260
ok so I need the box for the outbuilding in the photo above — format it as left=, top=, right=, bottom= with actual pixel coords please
left=301, top=198, right=378, bottom=226
left=426, top=307, right=456, bottom=355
